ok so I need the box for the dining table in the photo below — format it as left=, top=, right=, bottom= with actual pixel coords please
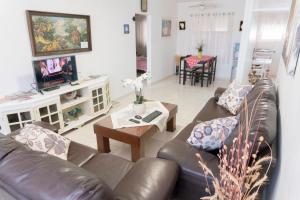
left=183, top=55, right=214, bottom=86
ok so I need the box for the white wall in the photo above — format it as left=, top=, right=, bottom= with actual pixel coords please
left=0, top=0, right=177, bottom=99
left=149, top=0, right=177, bottom=82
left=176, top=0, right=245, bottom=80
left=271, top=58, right=300, bottom=200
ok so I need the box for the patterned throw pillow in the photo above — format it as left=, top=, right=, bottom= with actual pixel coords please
left=187, top=116, right=239, bottom=150
left=217, top=81, right=253, bottom=115
left=13, top=124, right=70, bottom=160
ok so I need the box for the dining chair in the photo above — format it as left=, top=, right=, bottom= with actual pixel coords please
left=175, top=55, right=181, bottom=75
left=212, top=56, right=217, bottom=82
left=192, top=59, right=214, bottom=87
left=178, top=55, right=194, bottom=85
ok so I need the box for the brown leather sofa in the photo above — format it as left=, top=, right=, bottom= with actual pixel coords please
left=158, top=79, right=278, bottom=200
left=0, top=122, right=179, bottom=200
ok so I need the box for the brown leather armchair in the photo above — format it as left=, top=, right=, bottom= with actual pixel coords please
left=0, top=122, right=179, bottom=200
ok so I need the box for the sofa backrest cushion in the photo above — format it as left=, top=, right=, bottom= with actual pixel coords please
left=0, top=135, right=114, bottom=200
left=224, top=79, right=277, bottom=154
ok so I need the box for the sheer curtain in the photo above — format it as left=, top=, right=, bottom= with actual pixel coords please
left=182, top=12, right=234, bottom=66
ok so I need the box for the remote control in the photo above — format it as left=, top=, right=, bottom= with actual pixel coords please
left=129, top=119, right=140, bottom=124
left=142, top=111, right=162, bottom=123
left=135, top=115, right=142, bottom=120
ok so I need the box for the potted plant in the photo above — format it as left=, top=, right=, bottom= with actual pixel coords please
left=197, top=43, right=204, bottom=59
left=122, top=73, right=150, bottom=115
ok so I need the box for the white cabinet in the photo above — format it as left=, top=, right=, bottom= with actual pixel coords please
left=0, top=76, right=112, bottom=135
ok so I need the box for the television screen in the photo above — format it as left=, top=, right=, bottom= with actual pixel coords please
left=33, top=56, right=78, bottom=90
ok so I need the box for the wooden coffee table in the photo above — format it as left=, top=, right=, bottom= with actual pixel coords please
left=94, top=102, right=178, bottom=162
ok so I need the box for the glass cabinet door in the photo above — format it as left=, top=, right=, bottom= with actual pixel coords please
left=36, top=102, right=62, bottom=130
left=91, top=87, right=104, bottom=113
left=5, top=110, right=34, bottom=132
left=105, top=83, right=111, bottom=106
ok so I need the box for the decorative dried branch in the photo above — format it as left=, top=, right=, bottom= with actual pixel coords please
left=197, top=93, right=273, bottom=200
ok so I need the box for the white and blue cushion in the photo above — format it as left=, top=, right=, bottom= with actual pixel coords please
left=187, top=116, right=239, bottom=151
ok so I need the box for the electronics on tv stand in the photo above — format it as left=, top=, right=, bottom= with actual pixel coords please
left=42, top=85, right=61, bottom=92
left=70, top=81, right=80, bottom=86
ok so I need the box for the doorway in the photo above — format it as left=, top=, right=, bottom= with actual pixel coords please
left=135, top=14, right=148, bottom=77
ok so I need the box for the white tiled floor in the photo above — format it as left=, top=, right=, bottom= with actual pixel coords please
left=65, top=76, right=229, bottom=161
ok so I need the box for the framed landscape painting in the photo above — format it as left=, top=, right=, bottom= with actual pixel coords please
left=282, top=0, right=300, bottom=76
left=27, top=11, right=92, bottom=57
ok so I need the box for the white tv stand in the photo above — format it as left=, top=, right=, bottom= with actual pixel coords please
left=0, top=76, right=112, bottom=135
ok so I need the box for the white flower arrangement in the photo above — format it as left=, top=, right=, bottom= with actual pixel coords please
left=122, top=73, right=151, bottom=104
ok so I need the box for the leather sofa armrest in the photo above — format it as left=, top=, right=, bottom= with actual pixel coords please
left=158, top=139, right=219, bottom=179
left=157, top=139, right=220, bottom=199
left=214, top=87, right=227, bottom=101
left=114, top=158, right=178, bottom=200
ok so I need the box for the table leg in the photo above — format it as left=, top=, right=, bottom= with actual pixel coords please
left=167, top=116, right=176, bottom=132
left=96, top=134, right=111, bottom=153
left=201, top=64, right=205, bottom=87
left=131, top=139, right=142, bottom=162
left=183, top=70, right=186, bottom=85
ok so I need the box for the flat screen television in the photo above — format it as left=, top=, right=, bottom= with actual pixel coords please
left=33, top=56, right=78, bottom=91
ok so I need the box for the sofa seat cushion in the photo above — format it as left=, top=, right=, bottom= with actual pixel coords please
left=175, top=122, right=197, bottom=141
left=81, top=153, right=134, bottom=190
left=68, top=141, right=97, bottom=166
left=193, top=97, right=233, bottom=123
left=114, top=158, right=179, bottom=200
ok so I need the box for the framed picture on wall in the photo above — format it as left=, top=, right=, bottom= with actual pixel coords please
left=179, top=21, right=186, bottom=30
left=282, top=0, right=300, bottom=76
left=124, top=24, right=130, bottom=34
left=26, top=10, right=92, bottom=57
left=141, top=0, right=147, bottom=12
left=162, top=19, right=172, bottom=37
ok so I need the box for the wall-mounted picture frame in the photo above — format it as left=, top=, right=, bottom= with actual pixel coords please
left=282, top=0, right=300, bottom=76
left=162, top=19, right=172, bottom=37
left=141, top=0, right=147, bottom=12
left=124, top=24, right=130, bottom=34
left=26, top=10, right=92, bottom=57
left=179, top=21, right=186, bottom=30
